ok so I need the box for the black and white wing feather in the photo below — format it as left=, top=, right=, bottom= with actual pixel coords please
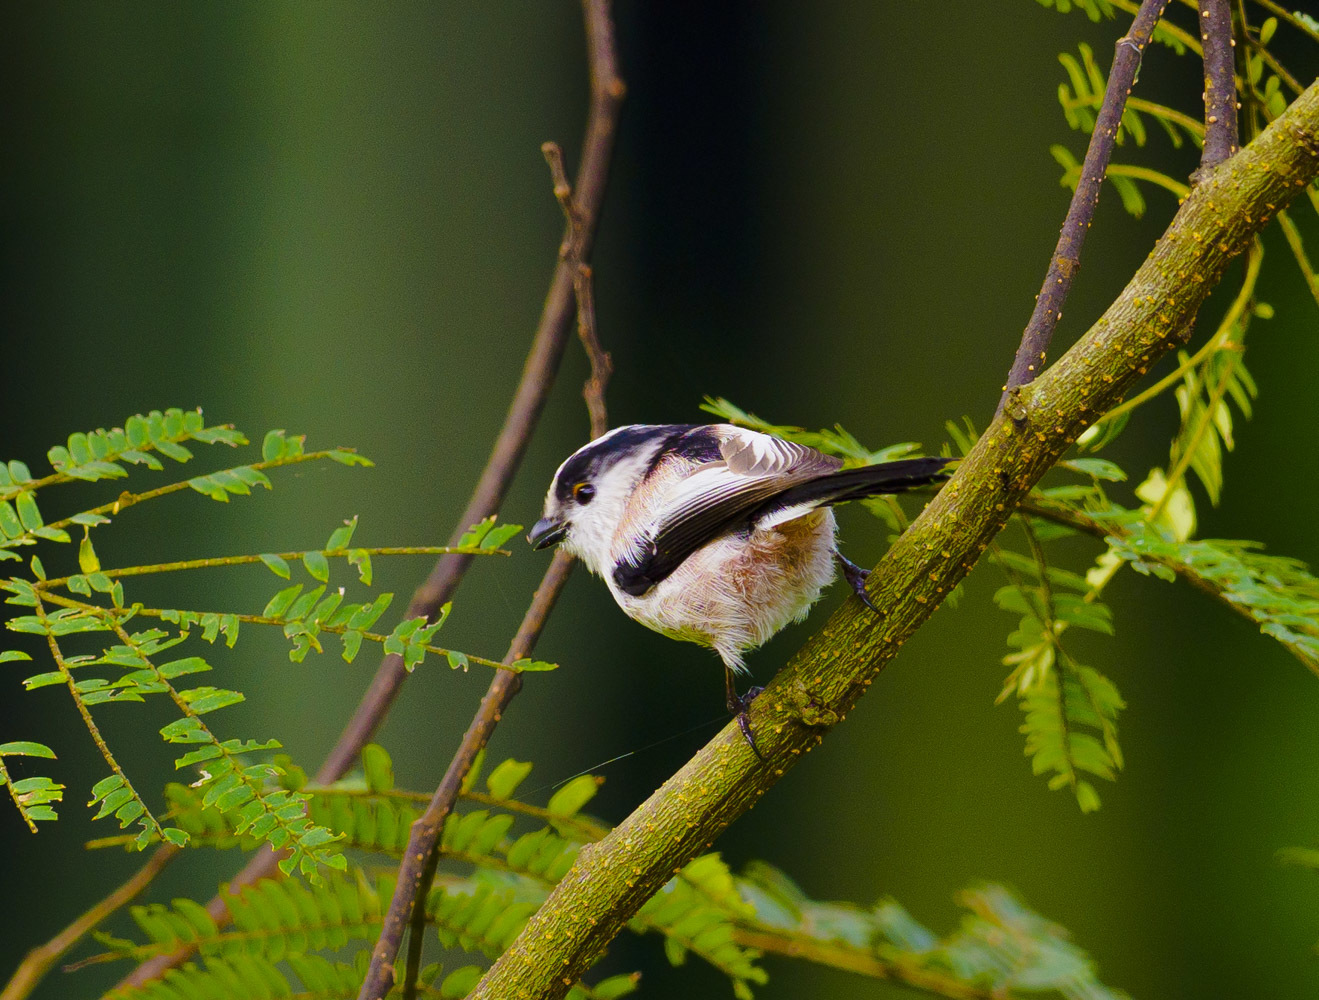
left=611, top=426, right=949, bottom=596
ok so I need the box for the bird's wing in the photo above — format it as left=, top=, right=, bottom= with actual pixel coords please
left=611, top=427, right=840, bottom=596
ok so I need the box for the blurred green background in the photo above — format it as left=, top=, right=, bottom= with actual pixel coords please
left=2, top=4, right=1318, bottom=999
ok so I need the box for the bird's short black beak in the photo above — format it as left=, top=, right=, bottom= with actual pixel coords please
left=527, top=517, right=567, bottom=550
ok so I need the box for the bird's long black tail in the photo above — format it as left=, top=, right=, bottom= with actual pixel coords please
left=770, top=456, right=953, bottom=510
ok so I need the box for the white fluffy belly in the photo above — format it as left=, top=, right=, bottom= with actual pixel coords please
left=610, top=509, right=838, bottom=671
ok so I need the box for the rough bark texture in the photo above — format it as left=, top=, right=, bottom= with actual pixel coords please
left=468, top=81, right=1319, bottom=1000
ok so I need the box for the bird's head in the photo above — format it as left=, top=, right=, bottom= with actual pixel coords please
left=528, top=424, right=691, bottom=576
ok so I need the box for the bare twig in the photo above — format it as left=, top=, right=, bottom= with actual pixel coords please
left=1197, top=0, right=1241, bottom=173
left=316, top=0, right=621, bottom=791
left=544, top=141, right=614, bottom=439
left=1, top=848, right=176, bottom=1000
left=360, top=6, right=622, bottom=998
left=362, top=550, right=576, bottom=1000
left=115, top=1, right=623, bottom=994
left=574, top=266, right=613, bottom=438
left=999, top=0, right=1170, bottom=407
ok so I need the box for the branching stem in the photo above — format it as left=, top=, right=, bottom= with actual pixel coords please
left=33, top=596, right=164, bottom=841
left=116, top=0, right=625, bottom=990
left=1000, top=0, right=1171, bottom=405
left=360, top=6, right=623, bottom=997
left=34, top=592, right=526, bottom=675
left=467, top=81, right=1319, bottom=1000
left=37, top=546, right=502, bottom=591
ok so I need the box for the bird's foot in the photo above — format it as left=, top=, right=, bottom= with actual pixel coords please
left=836, top=551, right=880, bottom=615
left=726, top=684, right=765, bottom=760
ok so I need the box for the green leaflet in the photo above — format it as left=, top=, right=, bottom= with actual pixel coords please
left=735, top=862, right=1129, bottom=1000
left=100, top=747, right=1126, bottom=1000
left=1106, top=521, right=1319, bottom=674
left=0, top=749, right=64, bottom=831
left=1170, top=347, right=1257, bottom=509
left=993, top=529, right=1124, bottom=812
left=1034, top=0, right=1190, bottom=53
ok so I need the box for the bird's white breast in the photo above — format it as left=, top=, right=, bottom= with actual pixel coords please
left=606, top=504, right=838, bottom=672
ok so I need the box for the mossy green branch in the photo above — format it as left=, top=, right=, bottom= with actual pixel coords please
left=468, top=81, right=1319, bottom=1000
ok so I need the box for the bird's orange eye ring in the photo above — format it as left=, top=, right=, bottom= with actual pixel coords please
left=572, top=482, right=596, bottom=504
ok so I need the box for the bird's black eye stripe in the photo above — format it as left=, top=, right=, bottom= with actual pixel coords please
left=573, top=482, right=596, bottom=504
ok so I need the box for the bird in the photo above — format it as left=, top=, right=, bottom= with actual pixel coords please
left=527, top=423, right=951, bottom=754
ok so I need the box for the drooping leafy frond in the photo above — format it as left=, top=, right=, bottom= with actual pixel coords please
left=129, top=747, right=768, bottom=996
left=1167, top=345, right=1257, bottom=509
left=993, top=525, right=1124, bottom=813
left=73, top=741, right=1134, bottom=1000
left=733, top=862, right=1129, bottom=1000
left=1102, top=517, right=1319, bottom=675
left=0, top=411, right=537, bottom=850
left=632, top=852, right=768, bottom=999
left=4, top=590, right=346, bottom=869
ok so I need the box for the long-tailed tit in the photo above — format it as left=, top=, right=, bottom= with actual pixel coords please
left=528, top=423, right=950, bottom=753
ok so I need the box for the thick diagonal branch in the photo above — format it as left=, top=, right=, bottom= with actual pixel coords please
left=469, top=81, right=1319, bottom=1000
left=1000, top=0, right=1170, bottom=405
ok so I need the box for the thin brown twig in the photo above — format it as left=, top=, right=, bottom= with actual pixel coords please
left=393, top=41, right=621, bottom=997
left=545, top=140, right=613, bottom=439
left=574, top=266, right=613, bottom=438
left=1, top=847, right=176, bottom=1000
left=465, top=81, right=1319, bottom=1000
left=359, top=5, right=623, bottom=998
left=1197, top=0, right=1241, bottom=173
left=361, top=551, right=576, bottom=1000
left=999, top=0, right=1170, bottom=408
left=314, top=0, right=621, bottom=793
left=112, top=1, right=624, bottom=994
